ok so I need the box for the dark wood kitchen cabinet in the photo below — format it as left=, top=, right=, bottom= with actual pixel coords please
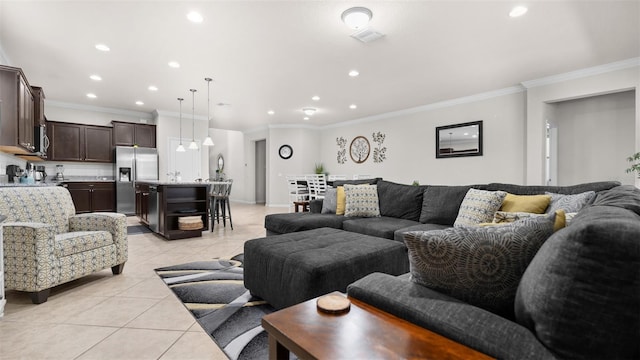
left=62, top=182, right=116, bottom=214
left=112, top=121, right=156, bottom=148
left=32, top=86, right=46, bottom=126
left=135, top=183, right=150, bottom=225
left=48, top=121, right=113, bottom=162
left=0, top=65, right=35, bottom=155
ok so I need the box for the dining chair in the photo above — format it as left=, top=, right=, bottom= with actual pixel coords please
left=210, top=179, right=233, bottom=231
left=328, top=175, right=347, bottom=181
left=353, top=174, right=373, bottom=180
left=306, top=174, right=327, bottom=200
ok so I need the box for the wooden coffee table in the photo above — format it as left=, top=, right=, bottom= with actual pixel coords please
left=262, top=292, right=494, bottom=360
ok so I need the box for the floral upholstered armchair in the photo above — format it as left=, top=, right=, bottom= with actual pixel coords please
left=0, top=186, right=128, bottom=304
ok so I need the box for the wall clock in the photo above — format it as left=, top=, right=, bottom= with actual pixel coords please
left=349, top=136, right=370, bottom=163
left=279, top=144, right=293, bottom=159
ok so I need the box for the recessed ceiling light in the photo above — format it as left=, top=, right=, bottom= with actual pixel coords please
left=86, top=93, right=97, bottom=99
left=464, top=132, right=469, bottom=136
left=135, top=101, right=144, bottom=106
left=509, top=6, right=528, bottom=17
left=89, top=74, right=102, bottom=81
left=349, top=104, right=357, bottom=109
left=168, top=61, right=180, bottom=68
left=187, top=11, right=203, bottom=23
left=311, top=96, right=320, bottom=101
left=267, top=110, right=275, bottom=115
left=148, top=85, right=158, bottom=91
left=472, top=134, right=478, bottom=138
left=303, top=117, right=310, bottom=121
left=349, top=70, right=359, bottom=77
left=95, top=44, right=110, bottom=52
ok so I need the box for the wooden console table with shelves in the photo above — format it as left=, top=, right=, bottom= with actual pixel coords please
left=136, top=182, right=209, bottom=240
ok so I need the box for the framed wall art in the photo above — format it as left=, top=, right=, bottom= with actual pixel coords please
left=350, top=136, right=370, bottom=163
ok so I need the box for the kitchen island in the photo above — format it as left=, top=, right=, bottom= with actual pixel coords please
left=135, top=181, right=209, bottom=240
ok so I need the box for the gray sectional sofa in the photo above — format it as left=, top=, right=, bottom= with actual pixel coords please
left=262, top=179, right=639, bottom=359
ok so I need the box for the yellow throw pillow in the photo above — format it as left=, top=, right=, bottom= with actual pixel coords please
left=500, top=193, right=551, bottom=214
left=553, top=209, right=566, bottom=232
left=335, top=186, right=346, bottom=215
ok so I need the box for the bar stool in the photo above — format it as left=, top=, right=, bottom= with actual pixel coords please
left=210, top=180, right=233, bottom=231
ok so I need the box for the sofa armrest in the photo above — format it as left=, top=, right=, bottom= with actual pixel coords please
left=2, top=222, right=59, bottom=292
left=69, top=213, right=128, bottom=264
left=347, top=273, right=557, bottom=360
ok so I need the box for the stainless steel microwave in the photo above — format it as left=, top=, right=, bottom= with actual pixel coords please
left=34, top=124, right=50, bottom=158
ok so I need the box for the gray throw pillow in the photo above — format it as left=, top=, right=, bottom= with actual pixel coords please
left=321, top=188, right=337, bottom=214
left=420, top=185, right=473, bottom=225
left=404, top=213, right=556, bottom=316
left=376, top=180, right=424, bottom=221
left=545, top=191, right=595, bottom=213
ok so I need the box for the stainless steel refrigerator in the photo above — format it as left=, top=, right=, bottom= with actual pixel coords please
left=115, top=146, right=159, bottom=215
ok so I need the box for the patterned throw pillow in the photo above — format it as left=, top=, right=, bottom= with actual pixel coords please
left=404, top=213, right=556, bottom=315
left=321, top=188, right=337, bottom=214
left=344, top=184, right=380, bottom=217
left=494, top=210, right=566, bottom=232
left=545, top=191, right=595, bottom=213
left=454, top=189, right=507, bottom=227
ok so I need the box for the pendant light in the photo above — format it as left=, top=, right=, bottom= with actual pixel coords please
left=188, top=89, right=199, bottom=150
left=202, top=77, right=214, bottom=146
left=176, top=97, right=185, bottom=152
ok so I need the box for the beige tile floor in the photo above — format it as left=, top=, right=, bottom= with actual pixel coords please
left=0, top=203, right=283, bottom=360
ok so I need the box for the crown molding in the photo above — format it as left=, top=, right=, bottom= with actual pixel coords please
left=47, top=100, right=154, bottom=120
left=268, top=124, right=322, bottom=131
left=154, top=109, right=208, bottom=121
left=521, top=57, right=640, bottom=89
left=322, top=85, right=525, bottom=130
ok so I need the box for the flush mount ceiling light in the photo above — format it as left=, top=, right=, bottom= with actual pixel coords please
left=341, top=7, right=372, bottom=30
left=302, top=107, right=317, bottom=116
left=202, top=77, right=214, bottom=146
left=509, top=6, right=528, bottom=17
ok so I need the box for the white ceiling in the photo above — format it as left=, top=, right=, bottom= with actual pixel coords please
left=1, top=1, right=638, bottom=131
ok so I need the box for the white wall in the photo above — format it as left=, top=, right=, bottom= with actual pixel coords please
left=553, top=90, right=636, bottom=185
left=525, top=63, right=640, bottom=185
left=155, top=112, right=209, bottom=182
left=319, top=90, right=527, bottom=186
left=208, top=128, right=245, bottom=201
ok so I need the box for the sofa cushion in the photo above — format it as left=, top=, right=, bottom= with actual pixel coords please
left=321, top=188, right=337, bottom=214
left=454, top=189, right=506, bottom=227
left=376, top=180, right=425, bottom=221
left=393, top=223, right=451, bottom=243
left=590, top=185, right=640, bottom=215
left=343, top=216, right=420, bottom=240
left=419, top=185, right=473, bottom=225
left=347, top=273, right=556, bottom=360
left=264, top=213, right=347, bottom=234
left=544, top=191, right=595, bottom=213
left=515, top=205, right=640, bottom=359
left=500, top=193, right=550, bottom=213
left=55, top=231, right=113, bottom=257
left=484, top=181, right=620, bottom=195
left=344, top=184, right=380, bottom=217
left=405, top=213, right=556, bottom=317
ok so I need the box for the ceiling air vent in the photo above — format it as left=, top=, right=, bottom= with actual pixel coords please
left=350, top=26, right=385, bottom=43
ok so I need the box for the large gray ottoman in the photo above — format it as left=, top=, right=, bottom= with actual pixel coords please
left=244, top=227, right=409, bottom=309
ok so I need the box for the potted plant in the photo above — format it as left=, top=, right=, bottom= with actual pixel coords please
left=626, top=152, right=640, bottom=178
left=314, top=163, right=325, bottom=175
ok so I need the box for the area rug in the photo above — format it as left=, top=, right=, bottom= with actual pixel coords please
left=155, top=255, right=284, bottom=360
left=127, top=225, right=152, bottom=235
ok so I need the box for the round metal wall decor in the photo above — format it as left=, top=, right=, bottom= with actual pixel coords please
left=349, top=136, right=370, bottom=163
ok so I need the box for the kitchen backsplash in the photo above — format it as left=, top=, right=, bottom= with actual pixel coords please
left=1, top=152, right=114, bottom=180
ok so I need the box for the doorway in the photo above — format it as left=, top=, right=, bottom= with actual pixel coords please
left=255, top=139, right=266, bottom=204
